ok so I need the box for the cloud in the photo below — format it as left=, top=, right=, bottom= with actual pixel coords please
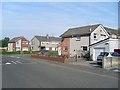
left=2, top=2, right=118, bottom=40
left=1, top=0, right=119, bottom=2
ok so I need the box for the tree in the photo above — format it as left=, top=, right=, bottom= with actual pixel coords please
left=0, top=37, right=10, bottom=47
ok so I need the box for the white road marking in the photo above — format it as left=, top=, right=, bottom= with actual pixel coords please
left=11, top=61, right=17, bottom=64
left=10, top=56, right=14, bottom=57
left=15, top=61, right=22, bottom=64
left=16, top=57, right=20, bottom=58
left=5, top=62, right=11, bottom=65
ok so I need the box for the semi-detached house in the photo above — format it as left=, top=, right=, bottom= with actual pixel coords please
left=8, top=36, right=29, bottom=52
left=60, top=24, right=118, bottom=58
left=31, top=35, right=61, bottom=51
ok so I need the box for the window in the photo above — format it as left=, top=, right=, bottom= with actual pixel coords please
left=16, top=47, right=20, bottom=49
left=83, top=46, right=87, bottom=51
left=76, top=37, right=81, bottom=41
left=100, top=30, right=102, bottom=32
left=64, top=46, right=68, bottom=51
left=22, top=41, right=28, bottom=45
left=94, top=33, right=97, bottom=39
left=17, top=42, right=19, bottom=44
left=100, top=34, right=106, bottom=36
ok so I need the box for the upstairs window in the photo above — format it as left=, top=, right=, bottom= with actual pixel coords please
left=22, top=41, right=28, bottom=45
left=17, top=42, right=19, bottom=44
left=94, top=33, right=97, bottom=39
left=76, top=37, right=81, bottom=41
left=100, top=34, right=106, bottom=36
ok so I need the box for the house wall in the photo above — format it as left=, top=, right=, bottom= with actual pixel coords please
left=70, top=36, right=89, bottom=57
left=0, top=47, right=7, bottom=52
left=61, top=38, right=70, bottom=56
left=16, top=39, right=21, bottom=51
left=90, top=38, right=120, bottom=61
left=50, top=41, right=59, bottom=51
left=41, top=41, right=59, bottom=51
left=109, top=39, right=119, bottom=52
left=31, top=37, right=40, bottom=51
left=90, top=41, right=107, bottom=61
left=21, top=38, right=29, bottom=51
left=90, top=25, right=109, bottom=44
left=8, top=43, right=13, bottom=52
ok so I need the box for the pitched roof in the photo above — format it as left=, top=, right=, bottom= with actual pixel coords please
left=35, top=36, right=61, bottom=42
left=103, top=26, right=118, bottom=35
left=89, top=38, right=109, bottom=47
left=9, top=36, right=29, bottom=43
left=60, top=24, right=118, bottom=38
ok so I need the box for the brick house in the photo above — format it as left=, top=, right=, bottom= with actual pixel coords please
left=60, top=24, right=118, bottom=57
left=8, top=36, right=29, bottom=52
left=31, top=35, right=61, bottom=51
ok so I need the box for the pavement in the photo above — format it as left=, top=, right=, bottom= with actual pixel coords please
left=1, top=54, right=119, bottom=88
left=68, top=60, right=120, bottom=73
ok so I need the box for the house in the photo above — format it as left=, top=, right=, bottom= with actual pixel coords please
left=60, top=24, right=118, bottom=57
left=0, top=47, right=8, bottom=52
left=31, top=35, right=61, bottom=51
left=89, top=36, right=120, bottom=61
left=8, top=36, right=29, bottom=52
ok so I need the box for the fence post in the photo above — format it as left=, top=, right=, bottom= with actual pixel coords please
left=110, top=57, right=112, bottom=67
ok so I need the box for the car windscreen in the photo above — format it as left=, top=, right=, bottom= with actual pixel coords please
left=100, top=52, right=108, bottom=56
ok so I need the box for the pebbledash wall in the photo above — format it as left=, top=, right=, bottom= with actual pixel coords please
left=70, top=36, right=89, bottom=57
left=103, top=57, right=120, bottom=69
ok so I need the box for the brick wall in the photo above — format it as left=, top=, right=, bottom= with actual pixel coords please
left=61, top=38, right=70, bottom=57
left=31, top=55, right=66, bottom=63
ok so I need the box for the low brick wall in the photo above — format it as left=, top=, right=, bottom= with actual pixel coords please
left=31, top=55, right=66, bottom=63
left=103, top=57, right=120, bottom=69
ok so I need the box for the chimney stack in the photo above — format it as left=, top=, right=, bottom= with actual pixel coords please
left=46, top=34, right=49, bottom=39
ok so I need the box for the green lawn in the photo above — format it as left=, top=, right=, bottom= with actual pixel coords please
left=0, top=51, right=31, bottom=54
left=0, top=51, right=58, bottom=56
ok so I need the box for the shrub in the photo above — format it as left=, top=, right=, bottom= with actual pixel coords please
left=48, top=51, right=58, bottom=56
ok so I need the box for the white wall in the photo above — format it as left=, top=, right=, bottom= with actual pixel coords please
left=41, top=41, right=59, bottom=51
left=22, top=47, right=29, bottom=51
left=109, top=39, right=119, bottom=52
left=90, top=38, right=120, bottom=61
left=8, top=43, right=13, bottom=52
left=58, top=47, right=61, bottom=55
left=16, top=39, right=21, bottom=51
left=90, top=25, right=109, bottom=44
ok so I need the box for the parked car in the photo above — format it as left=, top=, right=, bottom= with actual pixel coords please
left=97, top=52, right=120, bottom=65
left=83, top=52, right=90, bottom=58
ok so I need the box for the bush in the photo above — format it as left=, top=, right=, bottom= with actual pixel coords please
left=1, top=51, right=21, bottom=54
left=86, top=58, right=93, bottom=61
left=48, top=51, right=58, bottom=56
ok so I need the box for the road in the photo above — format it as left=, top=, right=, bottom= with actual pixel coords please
left=1, top=54, right=119, bottom=88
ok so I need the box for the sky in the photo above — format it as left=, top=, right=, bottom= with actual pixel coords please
left=1, top=1, right=118, bottom=40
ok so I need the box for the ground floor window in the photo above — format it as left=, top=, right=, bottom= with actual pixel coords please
left=83, top=46, right=87, bottom=51
left=64, top=46, right=68, bottom=51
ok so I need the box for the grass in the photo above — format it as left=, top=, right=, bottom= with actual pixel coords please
left=0, top=51, right=31, bottom=54
left=0, top=51, right=58, bottom=56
